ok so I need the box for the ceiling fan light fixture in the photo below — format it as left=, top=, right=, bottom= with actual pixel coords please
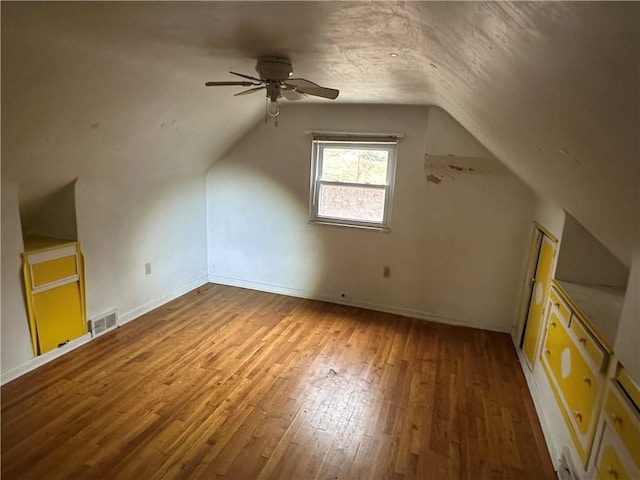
left=205, top=56, right=339, bottom=127
left=267, top=98, right=280, bottom=118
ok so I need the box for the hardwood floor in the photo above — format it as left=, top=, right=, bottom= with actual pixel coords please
left=1, top=283, right=555, bottom=479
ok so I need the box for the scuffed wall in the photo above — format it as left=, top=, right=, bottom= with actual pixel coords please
left=207, top=105, right=536, bottom=331
left=1, top=5, right=215, bottom=376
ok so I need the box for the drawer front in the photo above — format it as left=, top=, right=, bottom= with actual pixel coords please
left=570, top=315, right=606, bottom=371
left=604, top=388, right=640, bottom=469
left=542, top=310, right=570, bottom=377
left=596, top=444, right=633, bottom=480
left=566, top=345, right=600, bottom=435
left=549, top=287, right=571, bottom=323
left=31, top=255, right=78, bottom=288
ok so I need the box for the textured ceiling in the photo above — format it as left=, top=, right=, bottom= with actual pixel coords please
left=2, top=1, right=638, bottom=263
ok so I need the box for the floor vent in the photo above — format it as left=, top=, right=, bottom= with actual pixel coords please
left=90, top=310, right=118, bottom=338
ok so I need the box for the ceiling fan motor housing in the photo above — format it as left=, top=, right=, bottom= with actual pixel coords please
left=256, top=56, right=293, bottom=81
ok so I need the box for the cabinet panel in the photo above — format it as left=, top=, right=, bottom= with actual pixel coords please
left=31, top=255, right=78, bottom=288
left=549, top=288, right=571, bottom=323
left=570, top=315, right=607, bottom=372
left=545, top=318, right=599, bottom=435
left=22, top=237, right=87, bottom=356
left=567, top=345, right=600, bottom=435
left=523, top=234, right=556, bottom=367
left=543, top=310, right=570, bottom=381
left=33, top=282, right=85, bottom=354
left=542, top=306, right=604, bottom=466
left=596, top=443, right=633, bottom=480
left=603, top=388, right=640, bottom=469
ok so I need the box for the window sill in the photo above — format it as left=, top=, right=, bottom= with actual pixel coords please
left=308, top=219, right=391, bottom=233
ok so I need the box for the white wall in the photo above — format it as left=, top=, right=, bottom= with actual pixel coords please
left=75, top=175, right=208, bottom=324
left=556, top=214, right=629, bottom=288
left=1, top=9, right=214, bottom=378
left=1, top=182, right=34, bottom=370
left=207, top=105, right=536, bottom=332
left=1, top=176, right=209, bottom=378
left=532, top=197, right=566, bottom=241
left=615, top=246, right=640, bottom=384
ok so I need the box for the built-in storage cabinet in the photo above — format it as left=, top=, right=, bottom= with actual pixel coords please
left=541, top=283, right=611, bottom=467
left=518, top=216, right=634, bottom=477
left=22, top=235, right=87, bottom=355
left=589, top=367, right=640, bottom=480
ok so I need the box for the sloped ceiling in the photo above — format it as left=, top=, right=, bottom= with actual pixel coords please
left=2, top=1, right=638, bottom=263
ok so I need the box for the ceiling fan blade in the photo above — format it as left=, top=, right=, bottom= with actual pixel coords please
left=285, top=78, right=339, bottom=100
left=292, top=85, right=339, bottom=100
left=282, top=88, right=306, bottom=101
left=234, top=86, right=266, bottom=97
left=230, top=71, right=263, bottom=82
left=205, top=81, right=261, bottom=87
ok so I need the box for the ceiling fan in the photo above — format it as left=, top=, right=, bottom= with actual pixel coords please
left=205, top=56, right=339, bottom=125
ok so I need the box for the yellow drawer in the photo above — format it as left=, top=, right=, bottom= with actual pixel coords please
left=549, top=287, right=571, bottom=323
left=31, top=255, right=78, bottom=288
left=542, top=310, right=569, bottom=370
left=543, top=317, right=601, bottom=436
left=603, top=388, right=640, bottom=469
left=33, top=282, right=85, bottom=354
left=567, top=346, right=600, bottom=435
left=570, top=314, right=607, bottom=371
left=596, top=443, right=634, bottom=480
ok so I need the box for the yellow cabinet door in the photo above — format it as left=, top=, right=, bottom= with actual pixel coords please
left=23, top=237, right=88, bottom=356
left=542, top=313, right=604, bottom=466
left=543, top=311, right=572, bottom=387
left=33, top=282, right=85, bottom=354
left=523, top=233, right=556, bottom=367
left=562, top=337, right=599, bottom=435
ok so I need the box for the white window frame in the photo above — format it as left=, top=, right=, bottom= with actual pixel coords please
left=309, top=136, right=398, bottom=230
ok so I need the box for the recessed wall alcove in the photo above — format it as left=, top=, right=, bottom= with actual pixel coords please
left=19, top=180, right=79, bottom=242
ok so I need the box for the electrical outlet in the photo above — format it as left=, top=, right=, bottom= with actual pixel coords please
left=145, top=262, right=152, bottom=275
left=383, top=266, right=391, bottom=278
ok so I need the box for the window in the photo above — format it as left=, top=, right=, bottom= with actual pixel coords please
left=310, top=136, right=398, bottom=229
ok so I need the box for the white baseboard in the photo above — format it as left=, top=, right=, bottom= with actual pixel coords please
left=1, top=275, right=209, bottom=386
left=118, top=275, right=209, bottom=326
left=207, top=274, right=512, bottom=333
left=1, top=333, right=92, bottom=385
left=513, top=343, right=561, bottom=470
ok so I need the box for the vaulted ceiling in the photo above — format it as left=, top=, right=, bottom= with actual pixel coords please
left=2, top=1, right=638, bottom=263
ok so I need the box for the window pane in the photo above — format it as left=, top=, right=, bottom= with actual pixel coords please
left=321, top=148, right=388, bottom=184
left=318, top=184, right=385, bottom=223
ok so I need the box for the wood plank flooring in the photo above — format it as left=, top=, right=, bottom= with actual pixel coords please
left=1, top=283, right=555, bottom=479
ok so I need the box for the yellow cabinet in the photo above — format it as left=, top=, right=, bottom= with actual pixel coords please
left=541, top=286, right=609, bottom=467
left=522, top=233, right=556, bottom=368
left=22, top=235, right=87, bottom=355
left=591, top=374, right=640, bottom=480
